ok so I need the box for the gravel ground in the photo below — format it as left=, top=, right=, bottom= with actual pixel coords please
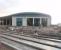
left=0, top=26, right=61, bottom=50
left=0, top=26, right=15, bottom=50
left=0, top=42, right=15, bottom=50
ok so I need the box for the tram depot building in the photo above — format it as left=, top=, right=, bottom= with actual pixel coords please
left=0, top=12, right=51, bottom=27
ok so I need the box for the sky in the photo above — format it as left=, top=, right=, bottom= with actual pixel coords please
left=0, top=0, right=61, bottom=24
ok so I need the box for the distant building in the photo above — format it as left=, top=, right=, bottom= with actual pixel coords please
left=0, top=12, right=51, bottom=27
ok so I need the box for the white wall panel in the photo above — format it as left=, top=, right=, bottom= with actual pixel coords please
left=12, top=17, right=16, bottom=26
left=23, top=18, right=27, bottom=26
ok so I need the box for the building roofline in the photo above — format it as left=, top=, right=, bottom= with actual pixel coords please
left=0, top=12, right=51, bottom=18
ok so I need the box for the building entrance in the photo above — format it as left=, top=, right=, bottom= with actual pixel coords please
left=27, top=18, right=33, bottom=26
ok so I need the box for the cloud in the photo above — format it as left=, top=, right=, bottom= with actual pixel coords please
left=0, top=0, right=61, bottom=24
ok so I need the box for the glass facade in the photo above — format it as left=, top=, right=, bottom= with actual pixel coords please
left=16, top=18, right=47, bottom=27
left=34, top=18, right=40, bottom=26
left=16, top=18, right=22, bottom=26
left=27, top=18, right=40, bottom=26
left=27, top=18, right=33, bottom=26
left=41, top=18, right=47, bottom=27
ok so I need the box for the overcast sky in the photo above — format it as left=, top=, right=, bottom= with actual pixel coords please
left=0, top=0, right=61, bottom=24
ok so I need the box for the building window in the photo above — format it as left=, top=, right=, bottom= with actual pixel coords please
left=27, top=18, right=33, bottom=26
left=41, top=18, right=47, bottom=27
left=34, top=18, right=40, bottom=26
left=16, top=18, right=22, bottom=26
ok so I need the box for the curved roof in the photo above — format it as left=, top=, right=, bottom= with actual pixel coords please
left=0, top=12, right=51, bottom=18
left=11, top=12, right=50, bottom=17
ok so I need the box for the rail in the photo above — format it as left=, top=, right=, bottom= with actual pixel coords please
left=0, top=34, right=61, bottom=50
